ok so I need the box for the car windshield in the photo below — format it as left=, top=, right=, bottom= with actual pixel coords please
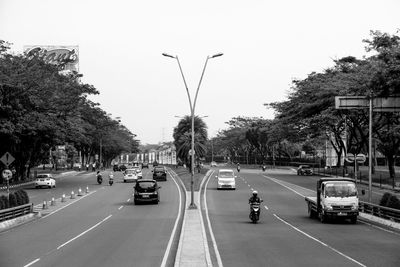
left=219, top=171, right=234, bottom=178
left=155, top=167, right=164, bottom=172
left=137, top=182, right=156, bottom=189
left=325, top=183, right=357, bottom=197
left=37, top=175, right=49, bottom=178
left=301, top=165, right=310, bottom=169
left=126, top=169, right=136, bottom=174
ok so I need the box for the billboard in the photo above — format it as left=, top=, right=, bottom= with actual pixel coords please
left=23, top=45, right=79, bottom=74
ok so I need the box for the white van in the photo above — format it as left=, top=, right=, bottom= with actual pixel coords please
left=216, top=169, right=236, bottom=190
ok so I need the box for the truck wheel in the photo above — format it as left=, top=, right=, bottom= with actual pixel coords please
left=350, top=216, right=357, bottom=224
left=308, top=204, right=315, bottom=218
left=320, top=213, right=327, bottom=223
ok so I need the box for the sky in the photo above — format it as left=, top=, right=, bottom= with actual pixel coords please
left=1, top=0, right=399, bottom=144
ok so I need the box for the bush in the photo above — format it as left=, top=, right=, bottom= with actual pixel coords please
left=0, top=195, right=9, bottom=209
left=14, top=190, right=23, bottom=206
left=14, top=189, right=29, bottom=205
left=387, top=195, right=400, bottom=210
left=379, top=192, right=392, bottom=207
left=8, top=193, right=17, bottom=208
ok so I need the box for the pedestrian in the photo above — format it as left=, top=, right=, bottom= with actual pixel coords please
left=92, top=162, right=96, bottom=172
left=86, top=163, right=89, bottom=171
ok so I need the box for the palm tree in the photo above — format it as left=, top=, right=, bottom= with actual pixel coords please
left=173, top=115, right=208, bottom=165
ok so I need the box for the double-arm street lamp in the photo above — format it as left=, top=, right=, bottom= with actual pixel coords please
left=163, top=52, right=223, bottom=209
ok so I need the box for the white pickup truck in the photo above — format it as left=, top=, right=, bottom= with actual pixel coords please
left=305, top=178, right=363, bottom=224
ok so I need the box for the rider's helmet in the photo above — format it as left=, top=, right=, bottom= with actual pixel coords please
left=252, top=190, right=258, bottom=197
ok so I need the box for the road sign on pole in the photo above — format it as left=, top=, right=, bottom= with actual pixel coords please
left=2, top=169, right=12, bottom=180
left=356, top=154, right=366, bottom=163
left=0, top=152, right=15, bottom=167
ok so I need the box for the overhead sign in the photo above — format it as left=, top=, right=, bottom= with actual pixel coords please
left=2, top=169, right=12, bottom=180
left=0, top=152, right=15, bottom=167
left=356, top=153, right=366, bottom=163
left=345, top=153, right=355, bottom=163
left=335, top=96, right=400, bottom=112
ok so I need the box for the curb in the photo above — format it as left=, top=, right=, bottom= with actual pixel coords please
left=0, top=212, right=41, bottom=233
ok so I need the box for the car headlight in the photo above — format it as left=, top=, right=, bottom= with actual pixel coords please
left=351, top=203, right=358, bottom=210
left=324, top=204, right=333, bottom=210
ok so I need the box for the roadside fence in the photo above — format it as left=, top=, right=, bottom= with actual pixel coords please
left=359, top=201, right=400, bottom=223
left=0, top=203, right=33, bottom=222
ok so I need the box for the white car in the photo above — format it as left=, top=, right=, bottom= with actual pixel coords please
left=210, top=161, right=217, bottom=167
left=216, top=169, right=236, bottom=190
left=124, top=169, right=138, bottom=183
left=35, top=174, right=56, bottom=188
left=132, top=166, right=143, bottom=179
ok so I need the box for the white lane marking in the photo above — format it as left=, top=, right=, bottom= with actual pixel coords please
left=273, top=214, right=366, bottom=267
left=204, top=170, right=224, bottom=267
left=264, top=205, right=269, bottom=210
left=118, top=206, right=123, bottom=210
left=127, top=198, right=130, bottom=202
left=39, top=190, right=97, bottom=219
left=57, top=215, right=112, bottom=250
left=24, top=258, right=40, bottom=267
left=160, top=170, right=183, bottom=267
left=263, top=175, right=306, bottom=198
left=358, top=220, right=400, bottom=236
left=198, top=171, right=213, bottom=266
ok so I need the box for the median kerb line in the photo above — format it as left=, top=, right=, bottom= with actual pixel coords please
left=57, top=215, right=112, bottom=250
left=24, top=258, right=40, bottom=267
left=273, top=213, right=366, bottom=267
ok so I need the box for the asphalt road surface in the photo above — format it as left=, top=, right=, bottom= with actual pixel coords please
left=203, top=168, right=400, bottom=267
left=0, top=169, right=182, bottom=267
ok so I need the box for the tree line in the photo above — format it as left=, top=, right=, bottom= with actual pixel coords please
left=0, top=40, right=139, bottom=182
left=204, top=31, right=400, bottom=178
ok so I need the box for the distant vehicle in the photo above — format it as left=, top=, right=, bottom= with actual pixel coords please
left=134, top=179, right=161, bottom=204
left=210, top=161, right=217, bottom=167
left=152, top=166, right=167, bottom=181
left=305, top=178, right=363, bottom=224
left=216, top=169, right=236, bottom=190
left=297, top=165, right=313, bottom=175
left=123, top=168, right=138, bottom=183
left=132, top=166, right=143, bottom=179
left=35, top=174, right=56, bottom=189
left=119, top=164, right=127, bottom=172
left=113, top=164, right=120, bottom=172
left=142, top=162, right=149, bottom=168
left=152, top=161, right=159, bottom=167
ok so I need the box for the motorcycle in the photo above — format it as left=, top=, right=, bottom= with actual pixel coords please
left=237, top=166, right=241, bottom=173
left=109, top=173, right=114, bottom=186
left=97, top=174, right=103, bottom=185
left=262, top=165, right=266, bottom=172
left=249, top=201, right=263, bottom=223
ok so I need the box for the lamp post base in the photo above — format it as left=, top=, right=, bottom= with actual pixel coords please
left=188, top=203, right=197, bottom=209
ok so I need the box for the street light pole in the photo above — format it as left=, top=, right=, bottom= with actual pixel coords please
left=163, top=52, right=223, bottom=209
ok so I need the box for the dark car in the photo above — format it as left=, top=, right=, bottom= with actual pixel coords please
left=113, top=164, right=120, bottom=171
left=134, top=179, right=161, bottom=204
left=119, top=164, right=127, bottom=172
left=142, top=162, right=149, bottom=168
left=297, top=165, right=313, bottom=175
left=152, top=161, right=159, bottom=167
left=152, top=166, right=167, bottom=181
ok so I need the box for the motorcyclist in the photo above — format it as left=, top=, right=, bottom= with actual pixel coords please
left=237, top=163, right=241, bottom=172
left=108, top=172, right=114, bottom=185
left=96, top=171, right=102, bottom=183
left=249, top=190, right=262, bottom=216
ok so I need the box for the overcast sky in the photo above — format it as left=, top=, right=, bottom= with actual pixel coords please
left=1, top=0, right=399, bottom=144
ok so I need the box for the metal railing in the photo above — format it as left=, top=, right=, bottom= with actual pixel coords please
left=0, top=203, right=33, bottom=222
left=359, top=201, right=400, bottom=223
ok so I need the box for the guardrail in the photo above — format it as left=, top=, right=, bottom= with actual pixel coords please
left=0, top=203, right=33, bottom=222
left=359, top=201, right=400, bottom=223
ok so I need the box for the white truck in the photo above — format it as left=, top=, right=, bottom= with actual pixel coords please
left=305, top=178, right=363, bottom=224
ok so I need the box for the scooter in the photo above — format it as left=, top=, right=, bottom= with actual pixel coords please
left=262, top=165, right=266, bottom=172
left=237, top=166, right=241, bottom=173
left=97, top=174, right=103, bottom=185
left=249, top=201, right=263, bottom=223
left=109, top=173, right=114, bottom=186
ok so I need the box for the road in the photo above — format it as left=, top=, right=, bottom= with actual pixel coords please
left=0, top=168, right=183, bottom=267
left=203, top=168, right=400, bottom=267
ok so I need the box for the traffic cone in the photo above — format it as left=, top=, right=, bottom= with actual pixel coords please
left=71, top=191, right=75, bottom=199
left=42, top=200, right=48, bottom=209
left=78, top=187, right=83, bottom=196
left=51, top=197, right=56, bottom=206
left=86, top=186, right=89, bottom=193
left=61, top=194, right=66, bottom=202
